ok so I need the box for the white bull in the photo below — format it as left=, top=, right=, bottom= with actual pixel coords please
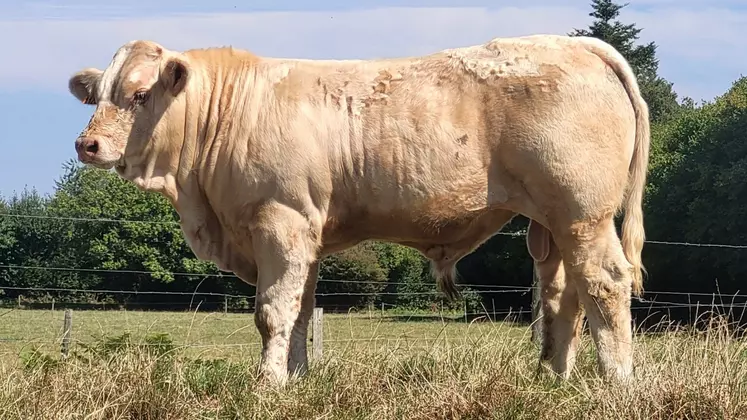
left=67, top=34, right=649, bottom=384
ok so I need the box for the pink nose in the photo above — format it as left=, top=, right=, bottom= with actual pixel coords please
left=75, top=137, right=99, bottom=161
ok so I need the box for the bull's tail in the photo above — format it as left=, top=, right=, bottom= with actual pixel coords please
left=579, top=36, right=651, bottom=297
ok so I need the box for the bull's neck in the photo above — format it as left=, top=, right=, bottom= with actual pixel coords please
left=174, top=51, right=263, bottom=208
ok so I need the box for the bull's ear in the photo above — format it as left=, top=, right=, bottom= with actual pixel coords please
left=68, top=68, right=103, bottom=105
left=160, top=57, right=189, bottom=96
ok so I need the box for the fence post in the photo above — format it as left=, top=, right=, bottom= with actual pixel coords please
left=311, top=307, right=323, bottom=362
left=61, top=309, right=73, bottom=359
left=530, top=265, right=543, bottom=345
left=224, top=295, right=228, bottom=315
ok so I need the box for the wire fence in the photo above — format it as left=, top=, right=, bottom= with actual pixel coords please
left=5, top=212, right=747, bottom=248
left=2, top=286, right=747, bottom=361
left=2, top=288, right=747, bottom=363
left=3, top=211, right=747, bottom=356
left=0, top=264, right=534, bottom=291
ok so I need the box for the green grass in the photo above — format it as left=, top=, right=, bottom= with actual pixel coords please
left=1, top=308, right=747, bottom=419
left=0, top=308, right=524, bottom=360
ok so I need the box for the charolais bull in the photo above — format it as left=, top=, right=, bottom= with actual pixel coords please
left=68, top=33, right=649, bottom=384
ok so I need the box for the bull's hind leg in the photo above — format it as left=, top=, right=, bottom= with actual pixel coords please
left=252, top=205, right=319, bottom=385
left=527, top=220, right=584, bottom=379
left=556, top=217, right=634, bottom=380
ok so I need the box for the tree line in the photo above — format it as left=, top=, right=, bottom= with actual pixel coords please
left=2, top=0, right=747, bottom=316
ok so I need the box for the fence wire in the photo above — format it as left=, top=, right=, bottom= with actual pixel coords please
left=1, top=289, right=745, bottom=356
left=5, top=211, right=747, bottom=248
left=2, top=211, right=747, bottom=355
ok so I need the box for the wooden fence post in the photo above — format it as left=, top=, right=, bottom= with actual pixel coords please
left=61, top=309, right=72, bottom=359
left=312, top=307, right=323, bottom=362
left=530, top=265, right=543, bottom=345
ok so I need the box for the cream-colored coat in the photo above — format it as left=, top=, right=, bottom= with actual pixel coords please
left=68, top=33, right=650, bottom=384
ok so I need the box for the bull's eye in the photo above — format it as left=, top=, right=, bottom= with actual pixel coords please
left=132, top=89, right=150, bottom=106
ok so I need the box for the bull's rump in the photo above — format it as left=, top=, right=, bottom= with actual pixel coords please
left=252, top=35, right=638, bottom=242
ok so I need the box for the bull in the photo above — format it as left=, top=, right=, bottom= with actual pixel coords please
left=68, top=34, right=650, bottom=384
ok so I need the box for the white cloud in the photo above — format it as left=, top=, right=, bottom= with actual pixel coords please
left=1, top=4, right=745, bottom=101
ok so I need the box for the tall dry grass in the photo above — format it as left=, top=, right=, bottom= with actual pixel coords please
left=1, top=317, right=746, bottom=419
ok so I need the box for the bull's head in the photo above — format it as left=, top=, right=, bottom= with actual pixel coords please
left=68, top=40, right=189, bottom=176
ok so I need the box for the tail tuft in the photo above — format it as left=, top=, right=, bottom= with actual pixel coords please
left=432, top=261, right=461, bottom=301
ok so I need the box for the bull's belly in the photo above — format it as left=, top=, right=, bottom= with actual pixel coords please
left=320, top=202, right=517, bottom=259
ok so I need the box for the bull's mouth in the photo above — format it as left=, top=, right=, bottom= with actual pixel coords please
left=93, top=162, right=116, bottom=170
left=114, top=161, right=127, bottom=175
left=78, top=153, right=124, bottom=171
left=85, top=159, right=120, bottom=170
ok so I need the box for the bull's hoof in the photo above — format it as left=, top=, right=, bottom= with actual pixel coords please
left=255, top=363, right=290, bottom=389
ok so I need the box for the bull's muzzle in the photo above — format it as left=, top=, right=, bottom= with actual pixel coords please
left=74, top=136, right=99, bottom=163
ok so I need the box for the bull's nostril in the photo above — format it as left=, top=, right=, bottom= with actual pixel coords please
left=86, top=141, right=99, bottom=154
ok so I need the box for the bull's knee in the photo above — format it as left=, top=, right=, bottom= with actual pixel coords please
left=575, top=241, right=633, bottom=319
left=254, top=301, right=280, bottom=342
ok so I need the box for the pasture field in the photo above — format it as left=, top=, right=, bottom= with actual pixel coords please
left=1, top=308, right=747, bottom=419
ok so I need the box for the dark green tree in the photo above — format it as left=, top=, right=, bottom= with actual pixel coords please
left=642, top=77, right=747, bottom=295
left=317, top=242, right=389, bottom=308
left=570, top=0, right=682, bottom=123
left=0, top=188, right=74, bottom=300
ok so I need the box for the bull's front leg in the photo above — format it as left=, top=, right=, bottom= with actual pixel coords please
left=251, top=206, right=320, bottom=385
left=287, top=261, right=319, bottom=376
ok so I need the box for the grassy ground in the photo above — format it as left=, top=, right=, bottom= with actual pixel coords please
left=0, top=308, right=523, bottom=360
left=1, top=308, right=747, bottom=419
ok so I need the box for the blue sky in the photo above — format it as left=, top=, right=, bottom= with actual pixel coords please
left=1, top=0, right=745, bottom=197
